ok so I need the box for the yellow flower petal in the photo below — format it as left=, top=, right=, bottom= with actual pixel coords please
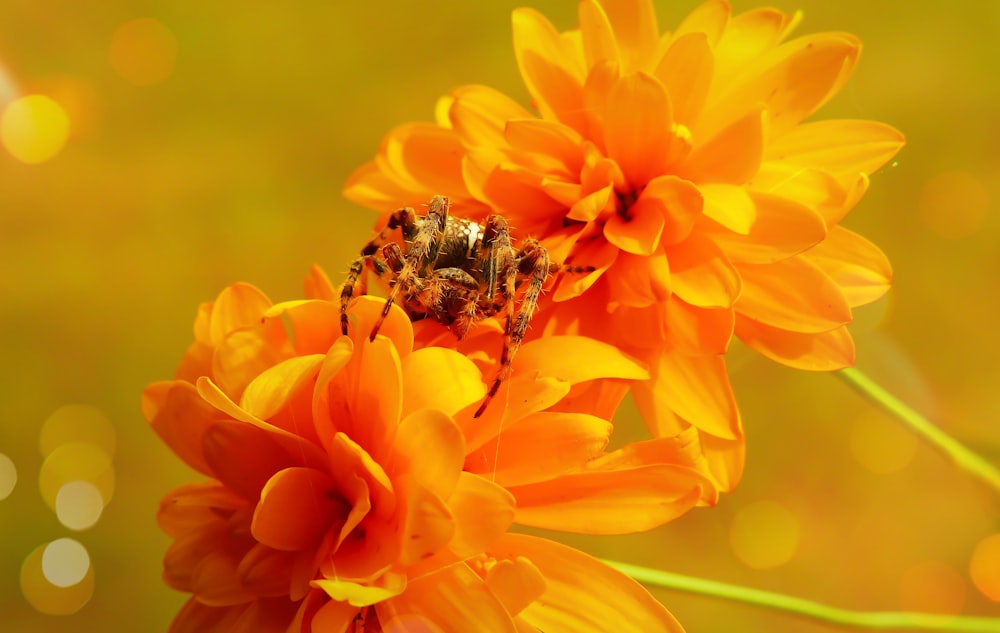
left=703, top=190, right=827, bottom=264
left=605, top=250, right=671, bottom=306
left=458, top=375, right=571, bottom=454
left=447, top=84, right=533, bottom=148
left=654, top=32, right=714, bottom=125
left=670, top=0, right=730, bottom=48
left=510, top=466, right=705, bottom=534
left=736, top=256, right=852, bottom=333
left=766, top=119, right=906, bottom=177
left=603, top=72, right=674, bottom=188
left=396, top=475, right=454, bottom=567
left=804, top=225, right=892, bottom=307
left=638, top=174, right=703, bottom=246
left=143, top=380, right=220, bottom=476
left=382, top=122, right=468, bottom=194
left=378, top=564, right=517, bottom=633
left=484, top=556, right=547, bottom=618
left=492, top=533, right=684, bottom=633
left=208, top=282, right=273, bottom=344
left=589, top=0, right=660, bottom=73
left=202, top=421, right=306, bottom=500
left=313, top=570, right=406, bottom=607
left=579, top=0, right=619, bottom=71
left=631, top=351, right=741, bottom=440
left=252, top=467, right=339, bottom=552
left=505, top=118, right=584, bottom=176
left=666, top=232, right=740, bottom=308
left=447, top=472, right=516, bottom=560
left=713, top=7, right=798, bottom=86
left=514, top=335, right=650, bottom=383
left=663, top=297, right=734, bottom=355
left=393, top=408, right=465, bottom=502
left=263, top=299, right=341, bottom=355
left=467, top=411, right=612, bottom=486
left=682, top=106, right=764, bottom=185
left=735, top=318, right=856, bottom=371
left=239, top=354, right=324, bottom=421
left=401, top=348, right=485, bottom=418
left=604, top=193, right=666, bottom=255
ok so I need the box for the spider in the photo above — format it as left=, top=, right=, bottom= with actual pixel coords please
left=340, top=195, right=590, bottom=418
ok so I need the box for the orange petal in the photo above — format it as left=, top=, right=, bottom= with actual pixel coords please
left=400, top=348, right=485, bottom=418
left=264, top=299, right=341, bottom=356
left=664, top=296, right=734, bottom=355
left=447, top=84, right=533, bottom=148
left=712, top=8, right=797, bottom=84
left=604, top=194, right=666, bottom=255
left=304, top=265, right=337, bottom=301
left=681, top=106, right=764, bottom=185
left=666, top=232, right=740, bottom=308
left=670, top=0, right=730, bottom=48
left=552, top=237, right=619, bottom=302
left=339, top=337, right=403, bottom=459
left=377, top=564, right=516, bottom=633
left=605, top=250, right=671, bottom=307
left=505, top=118, right=584, bottom=175
left=208, top=283, right=273, bottom=344
left=804, top=225, right=892, bottom=306
left=592, top=0, right=659, bottom=72
left=750, top=163, right=849, bottom=224
left=382, top=122, right=468, bottom=194
left=251, top=467, right=338, bottom=551
left=512, top=8, right=588, bottom=133
left=312, top=570, right=406, bottom=607
left=510, top=466, right=705, bottom=533
left=202, top=421, right=303, bottom=500
left=326, top=432, right=395, bottom=523
left=699, top=183, right=755, bottom=234
left=700, top=33, right=860, bottom=140
left=310, top=337, right=356, bottom=449
left=736, top=256, right=852, bottom=333
left=492, top=534, right=684, bottom=633
left=603, top=72, right=674, bottom=188
left=457, top=375, right=571, bottom=454
left=343, top=160, right=428, bottom=210
left=467, top=412, right=612, bottom=486
left=239, top=354, right=324, bottom=421
left=143, top=380, right=221, bottom=476
left=341, top=295, right=414, bottom=357
left=211, top=321, right=292, bottom=401
left=654, top=32, right=714, bottom=125
left=766, top=119, right=906, bottom=177
left=638, top=174, right=703, bottom=245
left=393, top=409, right=465, bottom=501
left=169, top=598, right=242, bottom=633
left=631, top=351, right=741, bottom=440
left=579, top=0, right=620, bottom=71
left=446, top=473, right=516, bottom=560
left=699, top=431, right=746, bottom=493
left=305, top=597, right=358, bottom=633
left=736, top=317, right=855, bottom=370
left=515, top=335, right=649, bottom=383
left=396, top=475, right=455, bottom=567
left=236, top=544, right=295, bottom=597
left=484, top=556, right=547, bottom=618
left=703, top=190, right=827, bottom=263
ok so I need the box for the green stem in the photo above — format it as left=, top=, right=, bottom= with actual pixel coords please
left=604, top=561, right=1000, bottom=632
left=837, top=367, right=1000, bottom=496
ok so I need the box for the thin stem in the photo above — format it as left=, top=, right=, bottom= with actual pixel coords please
left=837, top=367, right=1000, bottom=496
left=605, top=561, right=1000, bottom=632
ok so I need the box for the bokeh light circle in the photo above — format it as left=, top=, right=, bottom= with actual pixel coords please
left=898, top=560, right=965, bottom=615
left=55, top=480, right=105, bottom=531
left=0, top=452, right=16, bottom=500
left=729, top=500, right=800, bottom=569
left=0, top=95, right=70, bottom=164
left=39, top=442, right=115, bottom=512
left=42, top=538, right=90, bottom=587
left=970, top=533, right=1000, bottom=602
left=109, top=18, right=178, bottom=86
left=21, top=541, right=94, bottom=615
left=39, top=404, right=116, bottom=460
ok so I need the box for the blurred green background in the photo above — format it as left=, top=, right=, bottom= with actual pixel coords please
left=1, top=1, right=998, bottom=631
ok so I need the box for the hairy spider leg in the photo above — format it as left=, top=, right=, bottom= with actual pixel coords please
left=429, top=267, right=481, bottom=336
left=474, top=237, right=551, bottom=418
left=369, top=195, right=450, bottom=341
left=340, top=205, right=419, bottom=336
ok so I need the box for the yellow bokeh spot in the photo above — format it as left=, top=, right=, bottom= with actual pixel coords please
left=729, top=500, right=800, bottom=569
left=0, top=95, right=70, bottom=164
left=0, top=452, right=16, bottom=500
left=38, top=442, right=115, bottom=512
left=850, top=407, right=918, bottom=474
left=21, top=541, right=95, bottom=615
left=919, top=170, right=989, bottom=239
left=970, top=533, right=1000, bottom=601
left=55, top=481, right=105, bottom=531
left=39, top=404, right=116, bottom=460
left=42, top=538, right=90, bottom=587
left=109, top=18, right=178, bottom=86
left=898, top=560, right=965, bottom=615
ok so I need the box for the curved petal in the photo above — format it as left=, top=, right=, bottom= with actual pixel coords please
left=600, top=0, right=659, bottom=72
left=515, top=335, right=649, bottom=383
left=381, top=123, right=468, bottom=195
left=703, top=190, right=827, bottom=264
left=736, top=256, right=852, bottom=333
left=484, top=556, right=547, bottom=618
left=604, top=195, right=666, bottom=255
left=631, top=351, right=741, bottom=440
left=447, top=472, right=516, bottom=559
left=579, top=0, right=620, bottom=71
left=603, top=72, right=674, bottom=188
left=202, top=421, right=303, bottom=500
left=264, top=299, right=341, bottom=356
left=681, top=106, right=764, bottom=185
left=396, top=475, right=454, bottom=567
left=664, top=297, right=734, bottom=355
left=447, top=84, right=533, bottom=148
left=211, top=322, right=292, bottom=401
left=377, top=564, right=517, bottom=633
left=208, top=283, right=273, bottom=344
left=467, top=411, right=612, bottom=486
left=252, top=467, right=339, bottom=551
left=666, top=232, right=740, bottom=308
left=639, top=174, right=703, bottom=246
left=143, top=380, right=222, bottom=476
left=654, top=32, right=713, bottom=125
left=510, top=466, right=705, bottom=534
left=605, top=250, right=671, bottom=307
left=736, top=317, right=855, bottom=371
left=505, top=118, right=584, bottom=176
left=400, top=348, right=485, bottom=418
left=393, top=408, right=465, bottom=501
left=491, top=534, right=684, bottom=633
left=803, top=226, right=893, bottom=307
left=670, top=0, right=730, bottom=48
left=766, top=119, right=906, bottom=177
left=239, top=354, right=324, bottom=421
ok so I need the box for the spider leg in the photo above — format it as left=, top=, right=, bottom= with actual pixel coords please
left=427, top=267, right=481, bottom=339
left=339, top=254, right=390, bottom=335
left=370, top=195, right=450, bottom=341
left=360, top=206, right=419, bottom=257
left=475, top=237, right=550, bottom=418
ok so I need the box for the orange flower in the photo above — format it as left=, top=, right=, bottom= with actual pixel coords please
left=344, top=0, right=904, bottom=491
left=145, top=269, right=712, bottom=631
